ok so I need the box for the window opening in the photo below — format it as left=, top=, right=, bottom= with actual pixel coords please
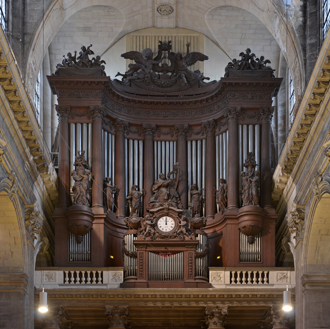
left=289, top=74, right=295, bottom=125
left=0, top=0, right=7, bottom=31
left=34, top=71, right=41, bottom=123
left=323, top=0, right=330, bottom=40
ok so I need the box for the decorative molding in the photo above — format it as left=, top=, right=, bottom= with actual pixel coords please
left=0, top=170, right=18, bottom=198
left=157, top=4, right=174, bottom=16
left=56, top=105, right=71, bottom=119
left=258, top=107, right=274, bottom=123
left=110, top=272, right=123, bottom=283
left=142, top=124, right=156, bottom=138
left=0, top=144, right=4, bottom=163
left=114, top=119, right=130, bottom=135
left=205, top=306, right=228, bottom=329
left=270, top=306, right=292, bottom=328
left=225, top=108, right=241, bottom=121
left=202, top=120, right=216, bottom=135
left=105, top=306, right=129, bottom=329
left=276, top=272, right=289, bottom=284
left=174, top=124, right=190, bottom=139
left=44, top=271, right=56, bottom=283
left=210, top=272, right=223, bottom=283
left=90, top=106, right=105, bottom=119
left=25, top=204, right=44, bottom=241
left=287, top=203, right=305, bottom=245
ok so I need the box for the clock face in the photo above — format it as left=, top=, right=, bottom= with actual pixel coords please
left=157, top=216, right=175, bottom=233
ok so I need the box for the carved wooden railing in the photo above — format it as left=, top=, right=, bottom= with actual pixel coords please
left=209, top=268, right=295, bottom=288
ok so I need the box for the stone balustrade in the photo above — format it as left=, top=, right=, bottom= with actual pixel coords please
left=209, top=267, right=295, bottom=288
left=35, top=268, right=124, bottom=289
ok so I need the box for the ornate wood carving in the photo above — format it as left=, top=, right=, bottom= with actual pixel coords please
left=205, top=306, right=228, bottom=329
left=105, top=306, right=129, bottom=329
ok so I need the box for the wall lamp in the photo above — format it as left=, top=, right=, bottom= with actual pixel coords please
left=38, top=287, right=48, bottom=313
left=282, top=286, right=293, bottom=312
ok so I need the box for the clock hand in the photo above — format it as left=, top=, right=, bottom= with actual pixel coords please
left=165, top=217, right=167, bottom=225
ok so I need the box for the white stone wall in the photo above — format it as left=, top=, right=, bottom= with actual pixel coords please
left=49, top=5, right=124, bottom=75
left=205, top=6, right=280, bottom=74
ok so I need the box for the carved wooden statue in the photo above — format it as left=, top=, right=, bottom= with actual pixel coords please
left=71, top=151, right=90, bottom=206
left=215, top=178, right=227, bottom=212
left=141, top=215, right=156, bottom=240
left=116, top=41, right=215, bottom=89
left=190, top=184, right=204, bottom=217
left=241, top=153, right=259, bottom=207
left=126, top=185, right=145, bottom=216
left=55, top=44, right=106, bottom=75
left=224, top=48, right=274, bottom=77
left=104, top=177, right=118, bottom=212
left=149, top=162, right=182, bottom=209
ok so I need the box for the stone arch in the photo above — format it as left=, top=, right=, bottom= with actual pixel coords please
left=304, top=188, right=330, bottom=273
left=202, top=1, right=304, bottom=100
left=26, top=0, right=129, bottom=93
left=0, top=191, right=24, bottom=271
left=26, top=0, right=304, bottom=101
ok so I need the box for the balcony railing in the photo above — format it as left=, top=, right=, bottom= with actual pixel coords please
left=209, top=267, right=295, bottom=288
left=35, top=268, right=124, bottom=289
left=35, top=267, right=294, bottom=290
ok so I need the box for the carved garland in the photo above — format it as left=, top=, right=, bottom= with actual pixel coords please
left=122, top=240, right=137, bottom=259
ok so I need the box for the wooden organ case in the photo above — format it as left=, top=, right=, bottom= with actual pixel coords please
left=48, top=43, right=281, bottom=287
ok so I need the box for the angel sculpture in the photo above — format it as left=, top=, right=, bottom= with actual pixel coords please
left=115, top=48, right=163, bottom=82
left=169, top=42, right=209, bottom=85
left=77, top=44, right=94, bottom=68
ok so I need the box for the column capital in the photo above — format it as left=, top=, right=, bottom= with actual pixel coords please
left=142, top=124, right=156, bottom=138
left=205, top=306, right=228, bottom=328
left=174, top=124, right=190, bottom=139
left=202, top=120, right=216, bottom=136
left=225, top=107, right=241, bottom=121
left=55, top=105, right=71, bottom=119
left=105, top=305, right=129, bottom=328
left=90, top=106, right=105, bottom=120
left=114, top=119, right=130, bottom=135
left=259, top=107, right=274, bottom=123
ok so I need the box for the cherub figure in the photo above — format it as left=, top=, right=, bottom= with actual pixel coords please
left=92, top=55, right=106, bottom=70
left=143, top=215, right=156, bottom=239
left=116, top=48, right=164, bottom=81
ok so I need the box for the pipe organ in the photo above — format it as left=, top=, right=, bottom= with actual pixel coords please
left=49, top=43, right=281, bottom=284
left=154, top=141, right=176, bottom=181
left=102, top=129, right=115, bottom=182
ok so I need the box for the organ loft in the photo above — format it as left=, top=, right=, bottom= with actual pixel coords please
left=48, top=41, right=281, bottom=289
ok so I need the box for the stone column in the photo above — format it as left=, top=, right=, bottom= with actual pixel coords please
left=175, top=124, right=189, bottom=209
left=227, top=109, right=239, bottom=209
left=91, top=106, right=105, bottom=210
left=56, top=106, right=71, bottom=209
left=205, top=306, right=228, bottom=329
left=260, top=107, right=273, bottom=208
left=143, top=124, right=155, bottom=215
left=105, top=306, right=129, bottom=329
left=115, top=120, right=127, bottom=218
left=203, top=120, right=216, bottom=218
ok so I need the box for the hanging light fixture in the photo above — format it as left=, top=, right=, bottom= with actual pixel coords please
left=282, top=285, right=293, bottom=312
left=38, top=287, right=48, bottom=313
